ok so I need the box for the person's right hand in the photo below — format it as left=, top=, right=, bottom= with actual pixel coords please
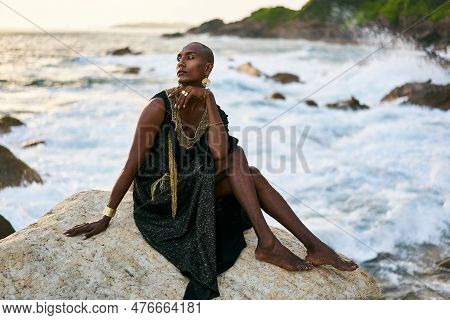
left=62, top=216, right=111, bottom=240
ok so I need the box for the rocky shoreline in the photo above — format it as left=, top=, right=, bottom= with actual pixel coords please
left=163, top=1, right=449, bottom=52
left=230, top=61, right=449, bottom=111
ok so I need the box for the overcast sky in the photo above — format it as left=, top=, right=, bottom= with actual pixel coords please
left=0, top=0, right=309, bottom=31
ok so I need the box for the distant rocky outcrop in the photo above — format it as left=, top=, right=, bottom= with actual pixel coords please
left=381, top=80, right=449, bottom=110
left=0, top=190, right=383, bottom=299
left=326, top=96, right=370, bottom=111
left=186, top=18, right=225, bottom=35
left=107, top=46, right=142, bottom=56
left=0, top=115, right=25, bottom=135
left=0, top=214, right=15, bottom=240
left=161, top=32, right=184, bottom=38
left=0, top=144, right=43, bottom=190
left=167, top=1, right=449, bottom=49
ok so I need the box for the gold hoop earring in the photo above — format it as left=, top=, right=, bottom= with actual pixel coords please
left=201, top=77, right=211, bottom=89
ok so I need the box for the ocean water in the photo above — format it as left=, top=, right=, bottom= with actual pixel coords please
left=0, top=30, right=449, bottom=299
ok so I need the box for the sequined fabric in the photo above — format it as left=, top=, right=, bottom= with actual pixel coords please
left=133, top=87, right=252, bottom=300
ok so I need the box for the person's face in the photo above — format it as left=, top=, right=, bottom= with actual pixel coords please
left=176, top=44, right=212, bottom=87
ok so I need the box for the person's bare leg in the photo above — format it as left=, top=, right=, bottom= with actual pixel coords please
left=215, top=146, right=313, bottom=271
left=248, top=166, right=358, bottom=271
left=216, top=164, right=358, bottom=271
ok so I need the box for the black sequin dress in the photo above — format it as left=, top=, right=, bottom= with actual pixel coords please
left=133, top=86, right=252, bottom=300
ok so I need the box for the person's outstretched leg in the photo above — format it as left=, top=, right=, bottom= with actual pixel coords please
left=215, top=146, right=313, bottom=271
left=215, top=158, right=358, bottom=271
left=247, top=166, right=358, bottom=271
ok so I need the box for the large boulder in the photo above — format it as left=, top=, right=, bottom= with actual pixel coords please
left=381, top=80, right=450, bottom=111
left=0, top=190, right=382, bottom=299
left=0, top=144, right=43, bottom=190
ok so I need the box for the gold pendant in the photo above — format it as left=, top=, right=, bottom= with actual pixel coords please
left=201, top=77, right=211, bottom=88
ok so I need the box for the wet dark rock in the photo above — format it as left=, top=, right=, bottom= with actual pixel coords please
left=270, top=72, right=301, bottom=84
left=20, top=139, right=46, bottom=149
left=0, top=116, right=25, bottom=135
left=424, top=49, right=450, bottom=69
left=381, top=80, right=450, bottom=111
left=326, top=96, right=370, bottom=111
left=0, top=144, right=43, bottom=190
left=123, top=67, right=141, bottom=74
left=305, top=99, right=318, bottom=107
left=270, top=92, right=285, bottom=100
left=0, top=214, right=15, bottom=240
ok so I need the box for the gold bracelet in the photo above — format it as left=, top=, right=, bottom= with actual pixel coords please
left=103, top=205, right=116, bottom=218
left=208, top=121, right=223, bottom=128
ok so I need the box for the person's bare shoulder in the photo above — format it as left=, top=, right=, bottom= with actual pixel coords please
left=138, top=96, right=165, bottom=128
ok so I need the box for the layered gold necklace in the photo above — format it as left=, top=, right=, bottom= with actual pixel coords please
left=154, top=87, right=210, bottom=219
left=166, top=87, right=209, bottom=149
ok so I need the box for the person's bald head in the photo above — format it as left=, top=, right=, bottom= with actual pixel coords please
left=183, top=42, right=214, bottom=65
left=176, top=42, right=214, bottom=86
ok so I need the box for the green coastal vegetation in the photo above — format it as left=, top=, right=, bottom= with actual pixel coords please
left=248, top=0, right=449, bottom=27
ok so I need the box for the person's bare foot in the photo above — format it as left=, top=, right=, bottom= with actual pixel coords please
left=305, top=243, right=358, bottom=271
left=255, top=237, right=313, bottom=271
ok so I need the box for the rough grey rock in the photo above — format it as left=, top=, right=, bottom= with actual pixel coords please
left=0, top=190, right=383, bottom=300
